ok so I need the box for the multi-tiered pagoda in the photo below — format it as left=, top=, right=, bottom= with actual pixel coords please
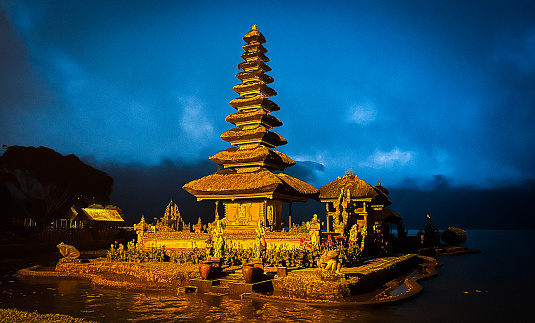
left=183, top=25, right=318, bottom=232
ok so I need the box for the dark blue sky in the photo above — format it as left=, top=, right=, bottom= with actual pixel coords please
left=1, top=0, right=534, bottom=189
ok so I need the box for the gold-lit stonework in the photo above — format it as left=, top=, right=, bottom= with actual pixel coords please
left=183, top=25, right=318, bottom=233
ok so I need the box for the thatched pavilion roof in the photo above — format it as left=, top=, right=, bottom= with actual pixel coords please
left=319, top=174, right=390, bottom=205
left=183, top=168, right=318, bottom=201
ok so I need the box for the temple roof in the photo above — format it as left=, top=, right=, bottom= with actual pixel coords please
left=79, top=208, right=124, bottom=222
left=236, top=71, right=274, bottom=84
left=229, top=95, right=280, bottom=111
left=232, top=82, right=277, bottom=97
left=242, top=43, right=267, bottom=54
left=237, top=61, right=272, bottom=73
left=225, top=110, right=282, bottom=128
left=209, top=146, right=294, bottom=170
left=319, top=174, right=391, bottom=205
left=243, top=24, right=266, bottom=43
left=183, top=25, right=316, bottom=204
left=375, top=180, right=390, bottom=195
left=241, top=51, right=270, bottom=62
left=183, top=168, right=318, bottom=201
left=220, top=126, right=287, bottom=147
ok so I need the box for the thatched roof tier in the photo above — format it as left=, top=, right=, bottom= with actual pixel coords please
left=375, top=181, right=390, bottom=195
left=182, top=168, right=318, bottom=201
left=232, top=82, right=277, bottom=97
left=220, top=127, right=287, bottom=147
left=238, top=60, right=272, bottom=73
left=209, top=146, right=295, bottom=170
left=229, top=95, right=280, bottom=112
left=319, top=174, right=391, bottom=205
left=241, top=51, right=269, bottom=62
left=242, top=43, right=267, bottom=54
left=243, top=24, right=266, bottom=43
left=236, top=71, right=274, bottom=84
left=225, top=110, right=282, bottom=128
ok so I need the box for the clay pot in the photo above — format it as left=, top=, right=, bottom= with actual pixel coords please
left=199, top=262, right=213, bottom=280
left=242, top=264, right=264, bottom=283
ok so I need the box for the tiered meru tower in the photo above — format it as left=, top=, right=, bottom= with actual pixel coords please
left=183, top=25, right=318, bottom=232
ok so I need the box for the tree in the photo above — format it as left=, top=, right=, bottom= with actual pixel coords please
left=0, top=146, right=113, bottom=231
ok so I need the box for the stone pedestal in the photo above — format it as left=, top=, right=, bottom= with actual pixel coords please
left=228, top=280, right=273, bottom=294
left=189, top=278, right=220, bottom=292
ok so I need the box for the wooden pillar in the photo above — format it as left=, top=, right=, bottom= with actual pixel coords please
left=215, top=200, right=219, bottom=220
left=325, top=203, right=330, bottom=232
left=288, top=201, right=292, bottom=229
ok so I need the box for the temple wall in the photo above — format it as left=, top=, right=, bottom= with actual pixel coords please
left=138, top=231, right=308, bottom=251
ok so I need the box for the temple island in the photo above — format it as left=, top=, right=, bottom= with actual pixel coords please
left=19, top=25, right=475, bottom=304
left=136, top=25, right=404, bottom=254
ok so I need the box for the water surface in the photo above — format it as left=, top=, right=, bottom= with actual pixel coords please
left=1, top=230, right=533, bottom=322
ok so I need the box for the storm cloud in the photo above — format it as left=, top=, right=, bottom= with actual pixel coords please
left=1, top=0, right=534, bottom=192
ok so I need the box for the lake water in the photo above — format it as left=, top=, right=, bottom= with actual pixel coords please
left=1, top=230, right=534, bottom=322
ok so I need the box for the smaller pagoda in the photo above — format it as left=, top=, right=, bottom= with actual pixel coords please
left=183, top=25, right=318, bottom=233
left=319, top=172, right=404, bottom=237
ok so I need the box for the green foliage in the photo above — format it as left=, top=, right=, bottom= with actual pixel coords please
left=107, top=240, right=168, bottom=263
left=107, top=237, right=364, bottom=268
left=168, top=248, right=207, bottom=264
left=223, top=241, right=254, bottom=266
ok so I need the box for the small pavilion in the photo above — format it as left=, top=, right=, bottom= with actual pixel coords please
left=319, top=172, right=404, bottom=238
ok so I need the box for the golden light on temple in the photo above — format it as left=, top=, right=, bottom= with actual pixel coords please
left=183, top=25, right=318, bottom=232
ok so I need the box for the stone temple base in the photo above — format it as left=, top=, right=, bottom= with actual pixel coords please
left=139, top=231, right=308, bottom=251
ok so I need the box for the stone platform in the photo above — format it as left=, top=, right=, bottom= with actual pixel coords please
left=188, top=270, right=275, bottom=295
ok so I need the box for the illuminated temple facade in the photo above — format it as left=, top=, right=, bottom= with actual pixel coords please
left=183, top=25, right=318, bottom=232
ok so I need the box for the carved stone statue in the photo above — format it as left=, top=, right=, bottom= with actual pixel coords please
left=134, top=215, right=149, bottom=239
left=212, top=218, right=224, bottom=258
left=255, top=220, right=267, bottom=258
left=317, top=249, right=342, bottom=273
left=307, top=214, right=321, bottom=247
left=57, top=242, right=80, bottom=260
left=193, top=217, right=204, bottom=233
left=359, top=224, right=367, bottom=251
left=333, top=211, right=345, bottom=236
left=349, top=224, right=359, bottom=243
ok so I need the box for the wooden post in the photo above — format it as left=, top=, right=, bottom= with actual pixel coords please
left=326, top=203, right=330, bottom=232
left=288, top=201, right=292, bottom=229
left=215, top=200, right=219, bottom=220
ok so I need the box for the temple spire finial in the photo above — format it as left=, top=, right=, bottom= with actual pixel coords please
left=252, top=24, right=258, bottom=30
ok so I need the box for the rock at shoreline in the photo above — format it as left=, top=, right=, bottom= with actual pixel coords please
left=441, top=227, right=468, bottom=246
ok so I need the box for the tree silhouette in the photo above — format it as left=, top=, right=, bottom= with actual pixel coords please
left=0, top=146, right=113, bottom=231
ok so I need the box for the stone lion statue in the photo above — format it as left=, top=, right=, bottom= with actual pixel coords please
left=56, top=242, right=80, bottom=260
left=317, top=249, right=342, bottom=273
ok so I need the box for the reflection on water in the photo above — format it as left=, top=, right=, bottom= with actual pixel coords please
left=1, top=230, right=534, bottom=322
left=0, top=277, right=378, bottom=322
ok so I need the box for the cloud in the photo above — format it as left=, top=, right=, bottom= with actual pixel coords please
left=493, top=25, right=535, bottom=73
left=359, top=148, right=414, bottom=169
left=178, top=95, right=214, bottom=141
left=347, top=101, right=377, bottom=125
